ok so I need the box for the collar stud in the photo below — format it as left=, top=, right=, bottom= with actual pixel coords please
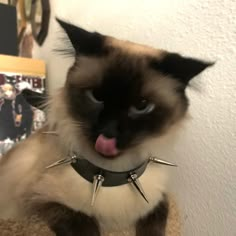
left=91, top=174, right=105, bottom=206
left=128, top=173, right=149, bottom=203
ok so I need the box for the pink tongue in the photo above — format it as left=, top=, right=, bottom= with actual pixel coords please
left=95, top=134, right=119, bottom=157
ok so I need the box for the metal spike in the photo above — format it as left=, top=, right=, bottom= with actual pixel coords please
left=46, top=154, right=77, bottom=169
left=42, top=131, right=58, bottom=136
left=128, top=173, right=149, bottom=203
left=149, top=157, right=177, bottom=167
left=91, top=175, right=104, bottom=206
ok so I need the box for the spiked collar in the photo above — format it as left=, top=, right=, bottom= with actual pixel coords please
left=46, top=152, right=150, bottom=187
left=45, top=152, right=176, bottom=205
left=45, top=153, right=176, bottom=187
left=43, top=131, right=177, bottom=206
left=71, top=157, right=149, bottom=187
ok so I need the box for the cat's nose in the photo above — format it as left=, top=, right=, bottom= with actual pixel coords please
left=100, top=120, right=119, bottom=139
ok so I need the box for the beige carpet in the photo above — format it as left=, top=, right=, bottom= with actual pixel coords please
left=0, top=196, right=181, bottom=236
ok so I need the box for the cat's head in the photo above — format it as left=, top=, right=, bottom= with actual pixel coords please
left=54, top=18, right=212, bottom=170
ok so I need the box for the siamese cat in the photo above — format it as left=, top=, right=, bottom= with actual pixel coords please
left=0, top=18, right=212, bottom=236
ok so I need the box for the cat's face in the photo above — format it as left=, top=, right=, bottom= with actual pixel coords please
left=57, top=19, right=212, bottom=165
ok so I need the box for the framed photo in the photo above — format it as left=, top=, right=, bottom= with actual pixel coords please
left=0, top=55, right=46, bottom=158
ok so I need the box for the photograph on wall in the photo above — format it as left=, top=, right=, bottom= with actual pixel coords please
left=0, top=72, right=45, bottom=158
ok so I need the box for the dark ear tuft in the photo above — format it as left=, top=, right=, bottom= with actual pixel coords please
left=151, top=53, right=214, bottom=85
left=56, top=18, right=107, bottom=56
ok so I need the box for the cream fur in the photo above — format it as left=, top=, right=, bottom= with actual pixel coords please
left=0, top=130, right=168, bottom=234
left=0, top=135, right=167, bottom=234
left=0, top=88, right=185, bottom=234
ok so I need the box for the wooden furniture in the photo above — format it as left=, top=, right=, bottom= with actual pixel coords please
left=0, top=54, right=45, bottom=77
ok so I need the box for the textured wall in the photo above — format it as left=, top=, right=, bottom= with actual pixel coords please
left=33, top=0, right=236, bottom=235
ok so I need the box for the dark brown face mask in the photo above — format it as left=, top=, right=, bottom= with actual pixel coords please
left=56, top=18, right=212, bottom=160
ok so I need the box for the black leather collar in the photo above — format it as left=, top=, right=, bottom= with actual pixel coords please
left=71, top=158, right=149, bottom=187
left=43, top=130, right=177, bottom=189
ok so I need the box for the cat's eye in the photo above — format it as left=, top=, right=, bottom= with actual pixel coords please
left=85, top=89, right=103, bottom=104
left=129, top=100, right=155, bottom=118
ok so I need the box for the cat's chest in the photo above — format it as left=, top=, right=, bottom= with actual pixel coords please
left=36, top=164, right=167, bottom=229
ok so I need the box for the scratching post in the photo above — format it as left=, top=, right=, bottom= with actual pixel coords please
left=0, top=196, right=181, bottom=236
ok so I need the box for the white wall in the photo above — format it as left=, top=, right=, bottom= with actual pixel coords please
left=33, top=1, right=236, bottom=235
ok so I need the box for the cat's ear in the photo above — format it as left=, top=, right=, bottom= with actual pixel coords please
left=151, top=53, right=214, bottom=85
left=56, top=18, right=106, bottom=56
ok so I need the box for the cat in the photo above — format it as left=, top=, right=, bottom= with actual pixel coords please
left=0, top=18, right=212, bottom=236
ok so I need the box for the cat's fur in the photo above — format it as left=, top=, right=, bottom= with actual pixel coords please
left=0, top=19, right=212, bottom=236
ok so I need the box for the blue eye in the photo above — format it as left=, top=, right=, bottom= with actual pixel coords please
left=86, top=90, right=103, bottom=104
left=128, top=100, right=155, bottom=118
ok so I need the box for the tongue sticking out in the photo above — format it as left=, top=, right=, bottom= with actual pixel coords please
left=95, top=134, right=119, bottom=157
